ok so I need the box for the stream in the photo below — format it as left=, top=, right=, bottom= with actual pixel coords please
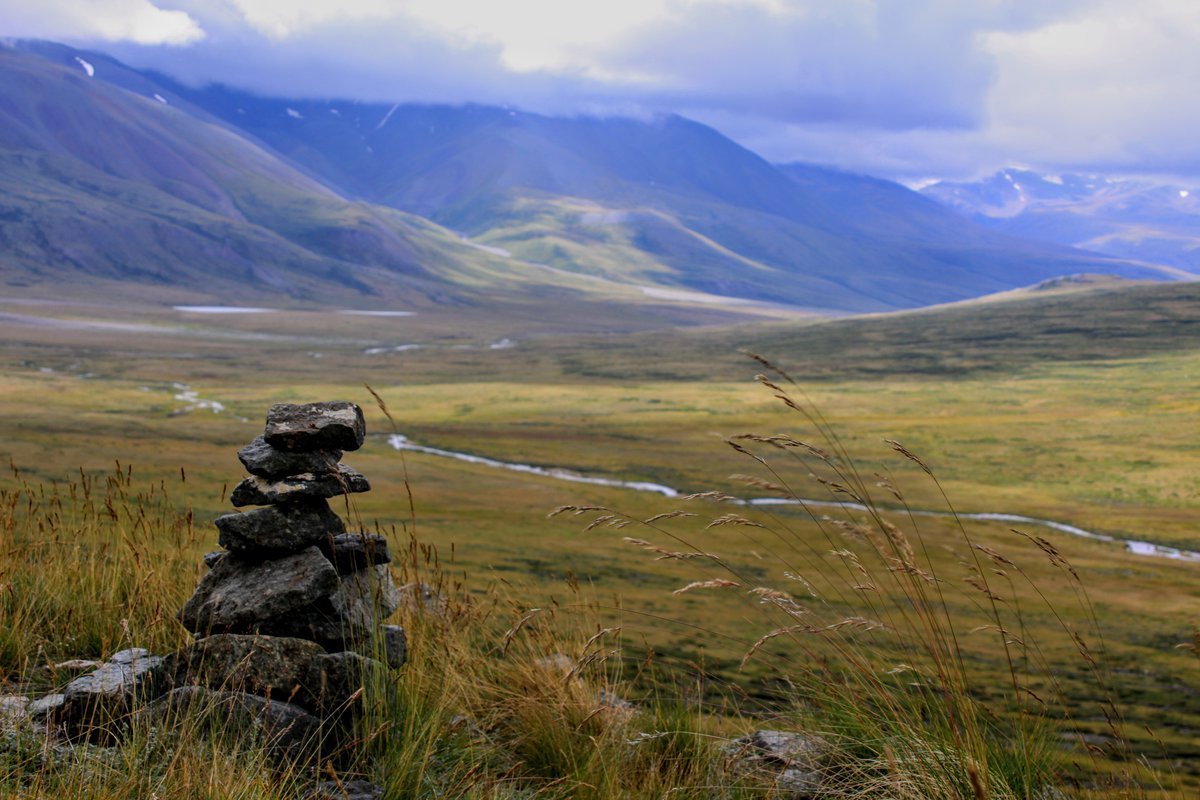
left=386, top=434, right=1200, bottom=563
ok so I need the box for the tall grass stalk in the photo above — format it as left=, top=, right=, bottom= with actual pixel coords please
left=557, top=363, right=1173, bottom=799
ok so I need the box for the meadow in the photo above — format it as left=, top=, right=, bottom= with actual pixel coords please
left=0, top=287, right=1198, bottom=797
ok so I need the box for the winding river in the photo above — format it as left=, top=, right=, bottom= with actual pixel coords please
left=386, top=434, right=1200, bottom=563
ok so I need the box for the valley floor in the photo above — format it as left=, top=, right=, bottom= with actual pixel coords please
left=1, top=293, right=1198, bottom=793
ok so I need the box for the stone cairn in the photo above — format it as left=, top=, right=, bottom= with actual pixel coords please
left=43, top=401, right=405, bottom=769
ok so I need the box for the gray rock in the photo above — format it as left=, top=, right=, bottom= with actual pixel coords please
left=377, top=624, right=407, bottom=669
left=726, top=729, right=824, bottom=798
left=178, top=547, right=340, bottom=635
left=230, top=465, right=370, bottom=508
left=597, top=688, right=635, bottom=713
left=305, top=780, right=384, bottom=800
left=27, top=693, right=64, bottom=728
left=58, top=648, right=164, bottom=741
left=299, top=651, right=382, bottom=715
left=215, top=499, right=345, bottom=554
left=203, top=550, right=225, bottom=569
left=168, top=634, right=325, bottom=701
left=330, top=565, right=401, bottom=629
left=144, top=686, right=324, bottom=757
left=238, top=436, right=342, bottom=479
left=264, top=402, right=366, bottom=452
left=48, top=658, right=101, bottom=673
left=0, top=695, right=29, bottom=735
left=257, top=566, right=400, bottom=645
left=318, top=533, right=391, bottom=574
left=397, top=582, right=449, bottom=618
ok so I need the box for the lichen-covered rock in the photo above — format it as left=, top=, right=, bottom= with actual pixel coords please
left=57, top=648, right=164, bottom=741
left=318, top=533, right=391, bottom=574
left=0, top=695, right=30, bottom=735
left=376, top=624, right=407, bottom=669
left=299, top=651, right=383, bottom=715
left=238, top=436, right=342, bottom=479
left=305, top=780, right=384, bottom=800
left=178, top=547, right=340, bottom=635
left=215, top=499, right=345, bottom=554
left=168, top=634, right=325, bottom=700
left=27, top=694, right=64, bottom=730
left=230, top=465, right=370, bottom=508
left=256, top=567, right=400, bottom=645
left=726, top=729, right=825, bottom=798
left=330, top=565, right=401, bottom=629
left=264, top=402, right=366, bottom=452
left=144, top=686, right=325, bottom=758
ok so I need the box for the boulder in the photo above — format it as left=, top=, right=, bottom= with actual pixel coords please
left=178, top=547, right=340, bottom=635
left=318, top=533, right=392, bottom=574
left=57, top=648, right=164, bottom=741
left=168, top=634, right=325, bottom=701
left=144, top=686, right=324, bottom=758
left=238, top=436, right=342, bottom=479
left=264, top=402, right=366, bottom=452
left=230, top=465, right=370, bottom=508
left=215, top=499, right=345, bottom=554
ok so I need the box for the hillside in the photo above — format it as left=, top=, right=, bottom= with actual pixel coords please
left=922, top=168, right=1200, bottom=275
left=0, top=43, right=729, bottom=318
left=0, top=40, right=1189, bottom=316
left=151, top=76, right=1182, bottom=313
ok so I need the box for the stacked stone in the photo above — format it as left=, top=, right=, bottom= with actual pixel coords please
left=158, top=401, right=404, bottom=752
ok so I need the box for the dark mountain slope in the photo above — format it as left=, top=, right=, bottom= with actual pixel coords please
left=0, top=45, right=566, bottom=306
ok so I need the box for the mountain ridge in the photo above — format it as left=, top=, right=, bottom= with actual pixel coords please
left=0, top=40, right=1188, bottom=316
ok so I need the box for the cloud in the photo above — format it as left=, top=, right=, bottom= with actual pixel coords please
left=7, top=0, right=1200, bottom=180
left=0, top=0, right=203, bottom=45
left=981, top=0, right=1200, bottom=176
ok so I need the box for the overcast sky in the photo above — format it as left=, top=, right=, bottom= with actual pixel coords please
left=4, top=0, right=1200, bottom=183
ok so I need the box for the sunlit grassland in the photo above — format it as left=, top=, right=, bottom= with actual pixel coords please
left=0, top=294, right=1198, bottom=792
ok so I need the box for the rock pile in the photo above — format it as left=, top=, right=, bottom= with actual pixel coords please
left=46, top=401, right=404, bottom=761
left=161, top=401, right=404, bottom=752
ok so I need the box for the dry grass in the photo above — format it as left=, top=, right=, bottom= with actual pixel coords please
left=556, top=370, right=1190, bottom=799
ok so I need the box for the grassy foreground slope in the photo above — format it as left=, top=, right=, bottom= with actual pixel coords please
left=0, top=281, right=1198, bottom=792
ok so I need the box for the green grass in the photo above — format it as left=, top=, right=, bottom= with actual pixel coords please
left=0, top=289, right=1198, bottom=796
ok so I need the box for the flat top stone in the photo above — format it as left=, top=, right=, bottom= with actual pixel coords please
left=238, top=436, right=342, bottom=479
left=264, top=402, right=366, bottom=452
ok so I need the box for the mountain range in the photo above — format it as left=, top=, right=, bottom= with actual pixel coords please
left=922, top=168, right=1200, bottom=275
left=0, top=40, right=1190, bottom=317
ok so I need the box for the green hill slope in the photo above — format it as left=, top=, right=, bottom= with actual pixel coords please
left=162, top=87, right=1183, bottom=312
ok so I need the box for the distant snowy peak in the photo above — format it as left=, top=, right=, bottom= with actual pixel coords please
left=923, top=168, right=1198, bottom=220
left=921, top=168, right=1200, bottom=276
